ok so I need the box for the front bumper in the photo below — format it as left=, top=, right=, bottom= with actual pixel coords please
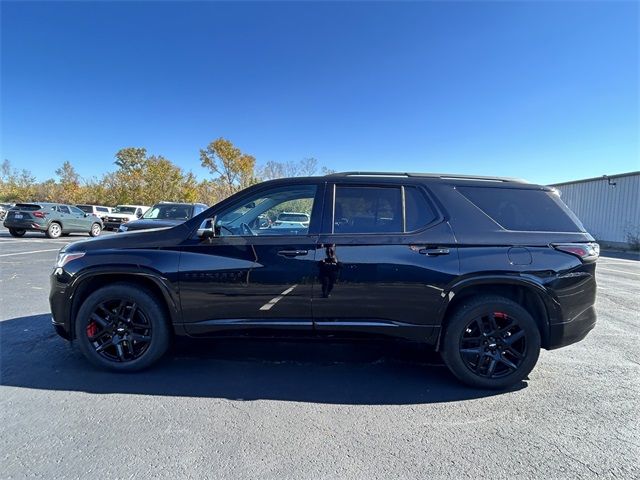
left=50, top=269, right=73, bottom=340
left=103, top=221, right=123, bottom=230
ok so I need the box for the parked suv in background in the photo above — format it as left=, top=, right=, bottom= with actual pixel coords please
left=103, top=205, right=149, bottom=230
left=76, top=204, right=112, bottom=221
left=4, top=203, right=103, bottom=238
left=50, top=172, right=598, bottom=389
left=118, top=202, right=208, bottom=232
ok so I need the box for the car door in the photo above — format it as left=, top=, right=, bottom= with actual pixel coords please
left=179, top=182, right=324, bottom=336
left=55, top=205, right=75, bottom=231
left=312, top=181, right=459, bottom=341
left=69, top=205, right=91, bottom=231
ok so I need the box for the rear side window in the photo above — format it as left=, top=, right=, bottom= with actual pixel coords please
left=334, top=186, right=402, bottom=233
left=77, top=205, right=93, bottom=213
left=458, top=186, right=584, bottom=232
left=404, top=187, right=438, bottom=231
left=97, top=207, right=108, bottom=212
left=57, top=206, right=71, bottom=214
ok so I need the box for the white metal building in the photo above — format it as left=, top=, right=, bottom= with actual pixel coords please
left=550, top=171, right=640, bottom=248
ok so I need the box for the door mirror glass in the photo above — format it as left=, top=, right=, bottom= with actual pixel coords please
left=197, top=217, right=217, bottom=239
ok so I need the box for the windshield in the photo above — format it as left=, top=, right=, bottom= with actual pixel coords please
left=143, top=204, right=192, bottom=220
left=114, top=206, right=137, bottom=214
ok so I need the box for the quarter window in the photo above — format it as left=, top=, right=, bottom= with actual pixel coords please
left=458, top=186, right=584, bottom=232
left=404, top=186, right=438, bottom=231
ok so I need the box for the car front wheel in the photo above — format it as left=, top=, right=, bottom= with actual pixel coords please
left=74, top=283, right=171, bottom=371
left=441, top=295, right=541, bottom=389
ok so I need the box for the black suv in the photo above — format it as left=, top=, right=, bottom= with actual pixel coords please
left=50, top=172, right=598, bottom=388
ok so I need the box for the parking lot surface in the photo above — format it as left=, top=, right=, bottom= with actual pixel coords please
left=1, top=227, right=639, bottom=479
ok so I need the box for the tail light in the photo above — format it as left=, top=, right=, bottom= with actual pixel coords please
left=553, top=243, right=599, bottom=262
left=33, top=211, right=46, bottom=218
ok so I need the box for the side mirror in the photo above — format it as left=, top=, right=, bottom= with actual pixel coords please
left=137, top=212, right=143, bottom=218
left=197, top=216, right=217, bottom=239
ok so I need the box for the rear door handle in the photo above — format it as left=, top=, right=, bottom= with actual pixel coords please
left=277, top=249, right=309, bottom=257
left=419, top=247, right=450, bottom=256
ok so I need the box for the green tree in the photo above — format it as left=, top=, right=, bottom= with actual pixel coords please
left=115, top=147, right=147, bottom=172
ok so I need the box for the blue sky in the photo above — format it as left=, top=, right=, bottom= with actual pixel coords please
left=1, top=1, right=638, bottom=185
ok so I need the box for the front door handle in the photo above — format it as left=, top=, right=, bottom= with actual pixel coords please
left=419, top=247, right=450, bottom=256
left=277, top=249, right=309, bottom=257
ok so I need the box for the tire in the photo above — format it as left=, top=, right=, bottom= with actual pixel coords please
left=440, top=295, right=541, bottom=389
left=8, top=228, right=26, bottom=237
left=74, top=283, right=171, bottom=372
left=46, top=222, right=62, bottom=239
left=89, top=222, right=102, bottom=237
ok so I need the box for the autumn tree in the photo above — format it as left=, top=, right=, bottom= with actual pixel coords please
left=258, top=157, right=321, bottom=180
left=55, top=161, right=82, bottom=203
left=0, top=160, right=37, bottom=202
left=199, top=138, right=256, bottom=194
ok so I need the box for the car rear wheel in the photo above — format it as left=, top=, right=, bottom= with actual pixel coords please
left=74, top=283, right=171, bottom=371
left=8, top=228, right=26, bottom=237
left=89, top=222, right=102, bottom=237
left=440, top=295, right=541, bottom=389
left=46, top=222, right=62, bottom=239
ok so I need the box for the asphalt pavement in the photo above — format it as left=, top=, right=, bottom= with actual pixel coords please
left=1, top=227, right=638, bottom=479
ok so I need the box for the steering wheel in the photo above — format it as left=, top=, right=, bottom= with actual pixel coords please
left=240, top=222, right=256, bottom=236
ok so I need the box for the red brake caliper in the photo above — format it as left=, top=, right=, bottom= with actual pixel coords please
left=494, top=312, right=508, bottom=319
left=86, top=322, right=98, bottom=338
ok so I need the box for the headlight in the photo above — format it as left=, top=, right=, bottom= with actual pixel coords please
left=55, top=251, right=85, bottom=268
left=119, top=224, right=128, bottom=232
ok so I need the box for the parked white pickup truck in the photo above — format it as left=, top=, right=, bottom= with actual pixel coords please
left=103, top=205, right=150, bottom=230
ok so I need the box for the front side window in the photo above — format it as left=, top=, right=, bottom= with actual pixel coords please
left=70, top=206, right=85, bottom=215
left=333, top=186, right=402, bottom=234
left=202, top=185, right=317, bottom=237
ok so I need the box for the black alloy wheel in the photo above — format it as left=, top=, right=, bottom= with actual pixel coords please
left=459, top=312, right=526, bottom=379
left=441, top=295, right=541, bottom=389
left=86, top=300, right=153, bottom=363
left=75, top=283, right=170, bottom=371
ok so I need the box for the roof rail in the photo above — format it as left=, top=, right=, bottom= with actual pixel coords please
left=326, top=171, right=526, bottom=183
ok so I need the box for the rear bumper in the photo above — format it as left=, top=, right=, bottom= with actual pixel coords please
left=545, top=264, right=597, bottom=349
left=3, top=219, right=47, bottom=231
left=547, top=305, right=596, bottom=349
